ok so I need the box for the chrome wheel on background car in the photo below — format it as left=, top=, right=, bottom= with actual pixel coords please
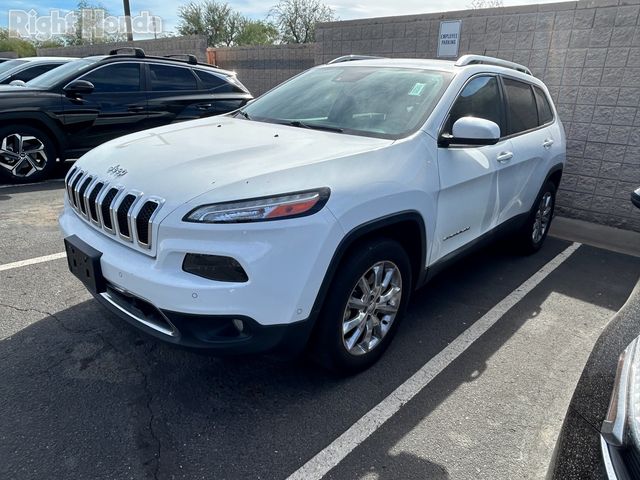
left=342, top=261, right=403, bottom=355
left=532, top=191, right=553, bottom=244
left=0, top=126, right=56, bottom=183
left=0, top=133, right=48, bottom=178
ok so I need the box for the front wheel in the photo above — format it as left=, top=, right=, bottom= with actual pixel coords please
left=516, top=181, right=556, bottom=254
left=0, top=125, right=57, bottom=183
left=309, top=239, right=412, bottom=374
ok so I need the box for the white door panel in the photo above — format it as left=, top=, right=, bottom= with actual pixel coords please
left=433, top=139, right=511, bottom=261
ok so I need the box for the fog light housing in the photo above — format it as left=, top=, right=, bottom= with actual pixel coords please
left=182, top=254, right=248, bottom=282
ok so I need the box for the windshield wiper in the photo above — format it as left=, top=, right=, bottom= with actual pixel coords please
left=286, top=120, right=344, bottom=133
left=235, top=109, right=251, bottom=120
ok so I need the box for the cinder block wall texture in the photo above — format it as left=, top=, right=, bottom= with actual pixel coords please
left=315, top=0, right=640, bottom=231
left=37, top=35, right=209, bottom=62
left=211, top=44, right=316, bottom=96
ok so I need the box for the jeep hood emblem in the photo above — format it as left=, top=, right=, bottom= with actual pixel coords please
left=106, top=164, right=128, bottom=177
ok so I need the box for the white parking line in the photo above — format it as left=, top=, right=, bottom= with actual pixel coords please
left=287, top=242, right=582, bottom=480
left=0, top=252, right=67, bottom=272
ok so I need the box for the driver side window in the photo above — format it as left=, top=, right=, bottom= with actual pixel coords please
left=445, top=76, right=503, bottom=136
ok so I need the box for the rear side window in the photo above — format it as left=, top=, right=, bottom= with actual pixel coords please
left=503, top=78, right=538, bottom=135
left=533, top=86, right=553, bottom=125
left=445, top=76, right=503, bottom=135
left=194, top=70, right=233, bottom=92
left=150, top=64, right=198, bottom=91
left=82, top=63, right=141, bottom=93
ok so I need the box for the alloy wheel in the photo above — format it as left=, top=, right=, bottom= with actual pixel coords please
left=342, top=261, right=402, bottom=356
left=0, top=133, right=48, bottom=178
left=532, top=191, right=553, bottom=244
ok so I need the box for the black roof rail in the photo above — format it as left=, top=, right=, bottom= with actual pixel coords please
left=327, top=55, right=385, bottom=64
left=164, top=54, right=198, bottom=65
left=109, top=47, right=146, bottom=58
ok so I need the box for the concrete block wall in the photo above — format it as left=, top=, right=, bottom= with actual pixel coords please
left=315, top=0, right=640, bottom=232
left=211, top=43, right=316, bottom=96
left=37, top=35, right=209, bottom=62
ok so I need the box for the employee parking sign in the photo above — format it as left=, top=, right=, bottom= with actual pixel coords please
left=438, top=20, right=462, bottom=58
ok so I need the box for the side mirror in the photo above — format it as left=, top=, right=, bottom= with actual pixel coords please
left=439, top=117, right=501, bottom=147
left=632, top=187, right=640, bottom=210
left=64, top=80, right=95, bottom=95
left=9, top=80, right=26, bottom=87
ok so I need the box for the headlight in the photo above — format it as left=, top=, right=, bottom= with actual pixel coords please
left=183, top=188, right=330, bottom=223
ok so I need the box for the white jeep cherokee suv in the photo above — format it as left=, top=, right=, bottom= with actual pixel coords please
left=59, top=55, right=565, bottom=373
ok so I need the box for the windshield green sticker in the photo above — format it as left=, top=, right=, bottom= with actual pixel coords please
left=408, top=82, right=426, bottom=96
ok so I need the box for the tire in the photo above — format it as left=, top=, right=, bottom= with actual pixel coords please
left=309, top=238, right=412, bottom=374
left=0, top=125, right=57, bottom=183
left=516, top=181, right=557, bottom=254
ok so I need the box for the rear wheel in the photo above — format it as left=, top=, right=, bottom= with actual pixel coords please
left=310, top=239, right=412, bottom=374
left=516, top=181, right=556, bottom=254
left=0, top=125, right=57, bottom=183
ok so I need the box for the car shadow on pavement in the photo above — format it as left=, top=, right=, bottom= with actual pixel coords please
left=1, top=239, right=638, bottom=480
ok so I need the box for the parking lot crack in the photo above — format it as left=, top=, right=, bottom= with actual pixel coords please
left=96, top=333, right=163, bottom=480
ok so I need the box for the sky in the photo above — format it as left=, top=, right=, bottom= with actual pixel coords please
left=1, top=0, right=561, bottom=39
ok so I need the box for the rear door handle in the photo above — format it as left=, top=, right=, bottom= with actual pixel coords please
left=128, top=106, right=145, bottom=112
left=196, top=103, right=213, bottom=110
left=496, top=151, right=513, bottom=163
left=543, top=139, right=554, bottom=149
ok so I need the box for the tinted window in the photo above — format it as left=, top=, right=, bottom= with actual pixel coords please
left=13, top=63, right=62, bottom=82
left=446, top=76, right=502, bottom=135
left=533, top=86, right=553, bottom=125
left=503, top=78, right=538, bottom=135
left=150, top=64, right=197, bottom=91
left=82, top=63, right=141, bottom=93
left=194, top=70, right=233, bottom=91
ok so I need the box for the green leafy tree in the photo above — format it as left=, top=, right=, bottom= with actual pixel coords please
left=270, top=0, right=335, bottom=44
left=177, top=0, right=232, bottom=47
left=235, top=20, right=279, bottom=46
left=0, top=29, right=37, bottom=57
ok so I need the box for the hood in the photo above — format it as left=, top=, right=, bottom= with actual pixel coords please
left=74, top=116, right=393, bottom=207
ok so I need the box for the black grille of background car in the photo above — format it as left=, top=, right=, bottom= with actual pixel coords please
left=64, top=169, right=163, bottom=249
left=136, top=201, right=159, bottom=246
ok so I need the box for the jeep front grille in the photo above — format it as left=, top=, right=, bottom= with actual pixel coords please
left=65, top=169, right=164, bottom=250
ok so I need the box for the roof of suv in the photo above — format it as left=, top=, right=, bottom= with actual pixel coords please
left=83, top=51, right=237, bottom=77
left=322, top=55, right=537, bottom=81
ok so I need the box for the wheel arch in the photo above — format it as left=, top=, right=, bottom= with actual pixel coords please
left=308, top=211, right=427, bottom=327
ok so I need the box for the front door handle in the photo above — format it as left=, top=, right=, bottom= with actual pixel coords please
left=496, top=151, right=513, bottom=163
left=543, top=139, right=554, bottom=149
left=196, top=103, right=213, bottom=110
left=128, top=106, right=145, bottom=112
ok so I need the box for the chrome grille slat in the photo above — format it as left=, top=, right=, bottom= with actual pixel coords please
left=87, top=181, right=105, bottom=225
left=67, top=171, right=164, bottom=253
left=77, top=176, right=93, bottom=217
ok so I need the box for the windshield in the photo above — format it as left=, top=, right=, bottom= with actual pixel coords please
left=27, top=57, right=101, bottom=89
left=0, top=59, right=27, bottom=76
left=241, top=66, right=452, bottom=139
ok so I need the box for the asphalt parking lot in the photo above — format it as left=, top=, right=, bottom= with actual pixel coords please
left=1, top=177, right=640, bottom=480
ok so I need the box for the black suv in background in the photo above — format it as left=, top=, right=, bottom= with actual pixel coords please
left=0, top=48, right=253, bottom=182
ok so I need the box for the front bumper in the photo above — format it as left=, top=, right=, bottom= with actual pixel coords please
left=59, top=198, right=344, bottom=351
left=94, top=281, right=313, bottom=354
